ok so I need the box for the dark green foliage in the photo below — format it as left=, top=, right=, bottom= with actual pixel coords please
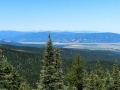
left=66, top=55, right=85, bottom=90
left=38, top=34, right=56, bottom=89
left=2, top=44, right=120, bottom=62
left=88, top=71, right=97, bottom=90
left=83, top=70, right=89, bottom=90
left=94, top=60, right=104, bottom=75
left=38, top=34, right=64, bottom=90
left=54, top=48, right=64, bottom=90
left=88, top=61, right=105, bottom=90
left=66, top=59, right=120, bottom=90
left=1, top=44, right=120, bottom=89
left=0, top=46, right=43, bottom=88
left=0, top=50, right=31, bottom=90
left=111, top=61, right=120, bottom=90
left=86, top=60, right=115, bottom=73
left=104, top=69, right=113, bottom=90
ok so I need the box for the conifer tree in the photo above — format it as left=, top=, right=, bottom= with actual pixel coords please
left=95, top=60, right=105, bottom=89
left=88, top=61, right=105, bottom=90
left=54, top=48, right=64, bottom=90
left=111, top=61, right=120, bottom=90
left=94, top=60, right=104, bottom=78
left=66, top=55, right=85, bottom=90
left=19, top=77, right=32, bottom=90
left=104, top=69, right=113, bottom=90
left=0, top=49, right=31, bottom=90
left=38, top=34, right=64, bottom=90
left=83, top=70, right=89, bottom=90
left=89, top=71, right=97, bottom=90
left=0, top=59, right=24, bottom=90
left=0, top=50, right=6, bottom=89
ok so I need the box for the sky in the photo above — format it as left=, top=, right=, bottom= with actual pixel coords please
left=0, top=0, right=120, bottom=33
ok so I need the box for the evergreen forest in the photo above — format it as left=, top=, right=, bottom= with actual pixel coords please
left=0, top=34, right=120, bottom=90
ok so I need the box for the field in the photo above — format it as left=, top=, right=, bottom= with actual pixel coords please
left=62, top=43, right=120, bottom=52
left=21, top=42, right=120, bottom=52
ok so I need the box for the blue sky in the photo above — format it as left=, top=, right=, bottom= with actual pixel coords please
left=0, top=0, right=120, bottom=33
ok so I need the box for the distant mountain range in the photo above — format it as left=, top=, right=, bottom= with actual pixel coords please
left=0, top=30, right=120, bottom=45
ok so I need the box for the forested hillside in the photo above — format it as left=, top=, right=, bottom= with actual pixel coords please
left=0, top=44, right=120, bottom=89
left=2, top=44, right=120, bottom=61
left=0, top=46, right=43, bottom=88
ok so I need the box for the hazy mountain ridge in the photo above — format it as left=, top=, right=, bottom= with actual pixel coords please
left=0, top=30, right=120, bottom=43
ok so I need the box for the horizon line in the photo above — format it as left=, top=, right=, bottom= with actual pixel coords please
left=0, top=29, right=119, bottom=34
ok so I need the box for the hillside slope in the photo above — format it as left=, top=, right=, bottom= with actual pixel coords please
left=2, top=44, right=120, bottom=61
left=1, top=44, right=120, bottom=88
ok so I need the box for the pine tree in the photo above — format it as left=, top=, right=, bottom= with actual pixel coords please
left=0, top=49, right=31, bottom=90
left=94, top=60, right=104, bottom=78
left=19, top=77, right=32, bottom=90
left=54, top=48, right=64, bottom=90
left=88, top=61, right=105, bottom=90
left=88, top=71, right=97, bottom=90
left=83, top=70, right=89, bottom=90
left=38, top=34, right=64, bottom=90
left=0, top=59, right=23, bottom=90
left=94, top=60, right=105, bottom=90
left=0, top=50, right=6, bottom=89
left=66, top=55, right=85, bottom=90
left=104, top=69, right=113, bottom=90
left=111, top=61, right=120, bottom=90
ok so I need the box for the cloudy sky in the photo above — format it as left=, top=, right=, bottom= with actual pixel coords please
left=0, top=0, right=120, bottom=33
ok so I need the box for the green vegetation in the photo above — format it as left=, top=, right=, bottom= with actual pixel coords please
left=0, top=50, right=31, bottom=90
left=0, top=46, right=43, bottom=88
left=66, top=55, right=85, bottom=90
left=38, top=34, right=64, bottom=90
left=2, top=44, right=120, bottom=62
left=65, top=58, right=120, bottom=90
left=0, top=45, right=120, bottom=89
left=1, top=35, right=120, bottom=89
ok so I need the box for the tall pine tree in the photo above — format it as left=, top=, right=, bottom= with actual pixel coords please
left=38, top=34, right=64, bottom=90
left=88, top=61, right=105, bottom=90
left=0, top=49, right=31, bottom=90
left=54, top=48, right=64, bottom=90
left=111, top=61, right=120, bottom=90
left=66, top=55, right=85, bottom=90
left=104, top=69, right=113, bottom=90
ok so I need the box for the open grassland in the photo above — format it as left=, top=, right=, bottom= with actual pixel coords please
left=20, top=42, right=120, bottom=52
left=63, top=43, right=120, bottom=52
